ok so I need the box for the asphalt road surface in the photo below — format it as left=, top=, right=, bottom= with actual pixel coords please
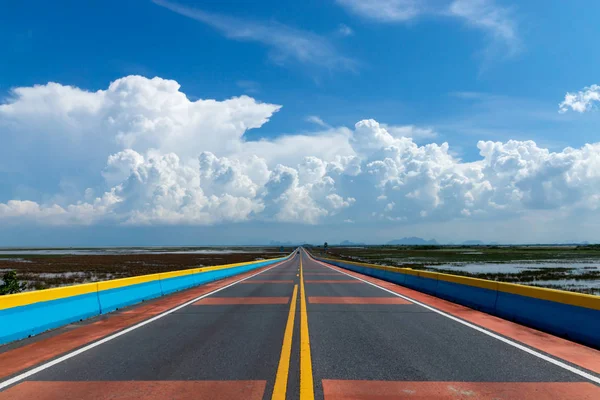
left=0, top=248, right=599, bottom=399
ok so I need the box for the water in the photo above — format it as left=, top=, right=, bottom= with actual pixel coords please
left=426, top=262, right=600, bottom=274
left=425, top=261, right=600, bottom=294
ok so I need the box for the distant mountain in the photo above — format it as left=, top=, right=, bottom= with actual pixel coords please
left=338, top=240, right=366, bottom=246
left=462, top=240, right=485, bottom=245
left=386, top=237, right=438, bottom=245
left=551, top=241, right=590, bottom=245
left=269, top=240, right=295, bottom=246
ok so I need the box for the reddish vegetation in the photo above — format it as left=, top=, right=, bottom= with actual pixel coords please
left=0, top=252, right=284, bottom=290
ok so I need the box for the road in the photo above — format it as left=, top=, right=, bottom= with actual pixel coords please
left=0, top=249, right=599, bottom=399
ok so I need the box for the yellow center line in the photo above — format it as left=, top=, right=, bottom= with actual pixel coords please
left=300, top=252, right=315, bottom=400
left=272, top=283, right=298, bottom=400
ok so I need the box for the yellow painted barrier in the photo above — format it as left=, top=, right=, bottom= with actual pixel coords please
left=436, top=272, right=499, bottom=291
left=97, top=273, right=163, bottom=292
left=497, top=281, right=599, bottom=310
left=0, top=282, right=99, bottom=311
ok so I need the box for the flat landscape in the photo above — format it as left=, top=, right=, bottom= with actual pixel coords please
left=315, top=245, right=600, bottom=295
left=3, top=245, right=599, bottom=296
left=0, top=247, right=290, bottom=291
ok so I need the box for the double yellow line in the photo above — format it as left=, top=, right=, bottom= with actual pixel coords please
left=299, top=255, right=315, bottom=400
left=272, top=284, right=298, bottom=399
left=272, top=251, right=314, bottom=400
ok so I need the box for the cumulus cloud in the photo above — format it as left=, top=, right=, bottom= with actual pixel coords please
left=559, top=84, right=600, bottom=113
left=0, top=76, right=281, bottom=200
left=382, top=123, right=437, bottom=141
left=2, top=76, right=600, bottom=228
left=336, top=0, right=520, bottom=56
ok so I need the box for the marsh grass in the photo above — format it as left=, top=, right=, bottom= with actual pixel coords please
left=0, top=248, right=290, bottom=293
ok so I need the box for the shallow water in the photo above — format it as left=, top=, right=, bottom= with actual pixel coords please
left=426, top=261, right=600, bottom=274
left=425, top=261, right=600, bottom=294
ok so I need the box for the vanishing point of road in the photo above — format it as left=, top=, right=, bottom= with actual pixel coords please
left=0, top=249, right=599, bottom=399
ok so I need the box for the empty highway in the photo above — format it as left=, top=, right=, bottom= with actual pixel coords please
left=0, top=249, right=599, bottom=399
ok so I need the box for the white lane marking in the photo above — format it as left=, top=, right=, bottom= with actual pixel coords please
left=303, top=251, right=600, bottom=385
left=0, top=255, right=298, bottom=390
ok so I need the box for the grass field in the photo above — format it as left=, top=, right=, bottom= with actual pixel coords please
left=312, top=245, right=600, bottom=295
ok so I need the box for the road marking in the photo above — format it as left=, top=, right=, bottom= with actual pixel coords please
left=308, top=296, right=411, bottom=304
left=321, top=380, right=600, bottom=400
left=0, top=381, right=268, bottom=400
left=308, top=254, right=600, bottom=385
left=0, top=257, right=294, bottom=391
left=271, top=285, right=298, bottom=400
left=194, top=297, right=290, bottom=305
left=299, top=255, right=315, bottom=400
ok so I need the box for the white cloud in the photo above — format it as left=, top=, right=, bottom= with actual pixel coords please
left=336, top=0, right=520, bottom=56
left=382, top=123, right=437, bottom=141
left=305, top=115, right=330, bottom=128
left=0, top=75, right=282, bottom=204
left=153, top=0, right=356, bottom=71
left=337, top=24, right=354, bottom=36
left=559, top=84, right=600, bottom=114
left=448, top=0, right=520, bottom=56
left=2, top=75, right=600, bottom=231
left=336, top=0, right=423, bottom=22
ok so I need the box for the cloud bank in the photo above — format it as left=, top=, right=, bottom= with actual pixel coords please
left=2, top=75, right=600, bottom=228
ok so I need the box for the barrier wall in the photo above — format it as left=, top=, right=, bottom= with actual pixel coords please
left=312, top=254, right=600, bottom=349
left=0, top=256, right=287, bottom=345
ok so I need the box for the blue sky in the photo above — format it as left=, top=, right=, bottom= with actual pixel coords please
left=1, top=0, right=600, bottom=245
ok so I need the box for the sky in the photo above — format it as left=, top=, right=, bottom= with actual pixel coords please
left=1, top=0, right=600, bottom=246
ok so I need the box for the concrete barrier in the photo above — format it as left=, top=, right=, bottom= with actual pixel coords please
left=312, top=255, right=600, bottom=349
left=0, top=256, right=288, bottom=345
left=0, top=283, right=101, bottom=345
left=97, top=275, right=164, bottom=313
left=160, top=269, right=202, bottom=295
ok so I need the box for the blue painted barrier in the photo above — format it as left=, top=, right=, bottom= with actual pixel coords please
left=160, top=274, right=198, bottom=295
left=97, top=279, right=164, bottom=313
left=494, top=291, right=600, bottom=346
left=435, top=280, right=498, bottom=313
left=0, top=291, right=101, bottom=345
left=0, top=256, right=288, bottom=345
